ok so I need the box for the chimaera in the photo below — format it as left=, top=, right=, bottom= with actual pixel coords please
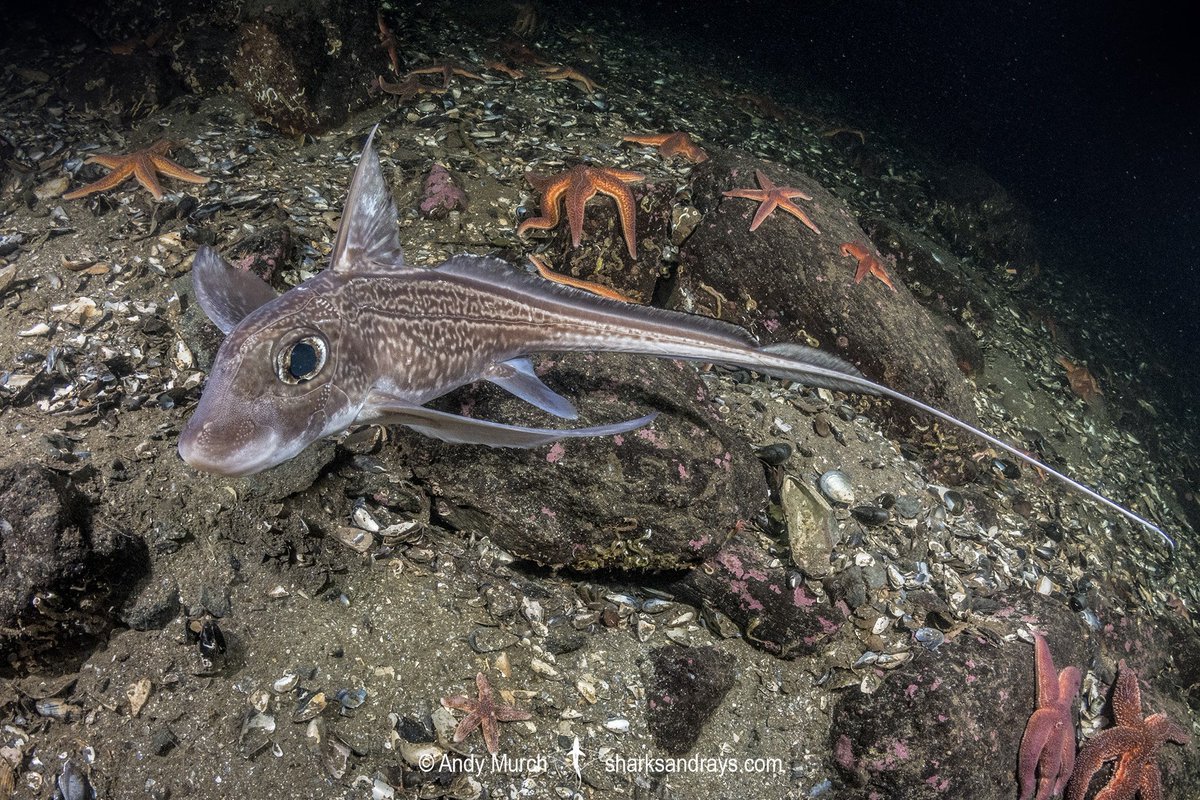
left=178, top=129, right=1173, bottom=548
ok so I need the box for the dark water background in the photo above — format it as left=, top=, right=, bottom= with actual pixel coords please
left=597, top=0, right=1199, bottom=397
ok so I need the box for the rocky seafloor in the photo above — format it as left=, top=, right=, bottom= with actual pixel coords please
left=0, top=1, right=1197, bottom=798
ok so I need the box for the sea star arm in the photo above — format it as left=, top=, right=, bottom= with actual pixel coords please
left=774, top=196, right=821, bottom=234
left=132, top=156, right=167, bottom=200
left=516, top=173, right=568, bottom=235
left=748, top=195, right=781, bottom=232
left=1137, top=762, right=1164, bottom=800
left=564, top=178, right=600, bottom=249
left=62, top=163, right=136, bottom=200
left=1110, top=663, right=1143, bottom=726
left=1146, top=713, right=1191, bottom=745
left=591, top=170, right=643, bottom=259
left=1067, top=728, right=1139, bottom=800
left=1018, top=707, right=1059, bottom=800
left=149, top=153, right=210, bottom=186
left=528, top=254, right=635, bottom=302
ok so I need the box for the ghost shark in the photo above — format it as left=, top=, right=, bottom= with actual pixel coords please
left=178, top=128, right=1173, bottom=548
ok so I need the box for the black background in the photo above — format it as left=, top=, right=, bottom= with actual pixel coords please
left=603, top=0, right=1199, bottom=391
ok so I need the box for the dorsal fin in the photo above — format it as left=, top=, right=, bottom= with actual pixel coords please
left=330, top=125, right=407, bottom=273
left=191, top=246, right=278, bottom=333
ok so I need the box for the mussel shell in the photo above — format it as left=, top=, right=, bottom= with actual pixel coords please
left=818, top=470, right=855, bottom=505
left=851, top=505, right=890, bottom=526
left=942, top=490, right=965, bottom=514
left=755, top=442, right=793, bottom=466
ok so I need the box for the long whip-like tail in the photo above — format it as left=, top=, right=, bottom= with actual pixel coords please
left=750, top=343, right=1174, bottom=549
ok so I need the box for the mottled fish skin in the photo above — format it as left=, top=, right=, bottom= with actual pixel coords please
left=178, top=127, right=1173, bottom=548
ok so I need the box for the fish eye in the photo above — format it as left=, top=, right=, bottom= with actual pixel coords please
left=276, top=335, right=328, bottom=384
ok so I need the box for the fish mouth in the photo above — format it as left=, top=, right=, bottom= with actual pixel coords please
left=177, top=417, right=283, bottom=477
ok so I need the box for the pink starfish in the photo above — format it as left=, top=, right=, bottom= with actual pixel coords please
left=1018, top=631, right=1082, bottom=800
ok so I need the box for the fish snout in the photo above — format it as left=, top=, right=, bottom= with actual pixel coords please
left=178, top=415, right=270, bottom=476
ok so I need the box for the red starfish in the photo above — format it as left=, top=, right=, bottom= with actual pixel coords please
left=722, top=169, right=820, bottom=234
left=63, top=140, right=209, bottom=201
left=1067, top=661, right=1190, bottom=800
left=1018, top=631, right=1082, bottom=800
left=441, top=672, right=532, bottom=754
left=840, top=242, right=897, bottom=291
left=517, top=164, right=645, bottom=259
left=622, top=131, right=708, bottom=164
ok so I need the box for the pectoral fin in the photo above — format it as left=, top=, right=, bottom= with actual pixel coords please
left=360, top=396, right=655, bottom=448
left=482, top=357, right=579, bottom=419
left=191, top=246, right=279, bottom=333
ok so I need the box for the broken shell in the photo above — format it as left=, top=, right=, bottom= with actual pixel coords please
left=818, top=470, right=855, bottom=505
left=575, top=678, right=598, bottom=704
left=991, top=458, right=1020, bottom=479
left=914, top=627, right=945, bottom=651
left=332, top=525, right=374, bottom=553
left=17, top=322, right=51, bottom=337
left=127, top=678, right=152, bottom=716
left=603, top=718, right=630, bottom=733
left=336, top=687, right=368, bottom=711
left=173, top=339, right=194, bottom=369
left=351, top=504, right=381, bottom=532
left=35, top=698, right=80, bottom=720
left=273, top=672, right=299, bottom=693
left=781, top=475, right=837, bottom=576
left=852, top=651, right=879, bottom=669
left=52, top=296, right=100, bottom=326
left=293, top=689, right=327, bottom=722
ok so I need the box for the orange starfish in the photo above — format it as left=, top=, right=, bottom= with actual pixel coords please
left=441, top=672, right=532, bottom=755
left=375, top=74, right=441, bottom=102
left=840, top=242, right=896, bottom=291
left=1067, top=661, right=1189, bottom=800
left=541, top=65, right=599, bottom=93
left=405, top=62, right=485, bottom=89
left=622, top=131, right=708, bottom=164
left=483, top=58, right=524, bottom=79
left=517, top=164, right=645, bottom=259
left=528, top=254, right=636, bottom=303
left=722, top=169, right=820, bottom=234
left=63, top=140, right=209, bottom=201
left=1018, top=632, right=1082, bottom=800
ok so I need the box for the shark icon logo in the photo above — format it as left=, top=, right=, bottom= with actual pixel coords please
left=568, top=736, right=584, bottom=783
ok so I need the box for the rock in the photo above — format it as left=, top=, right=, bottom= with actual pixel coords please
left=0, top=464, right=145, bottom=636
left=228, top=0, right=379, bottom=134
left=224, top=225, right=299, bottom=287
left=673, top=149, right=978, bottom=428
left=406, top=353, right=767, bottom=571
left=60, top=52, right=180, bottom=122
left=830, top=599, right=1087, bottom=798
left=120, top=574, right=182, bottom=631
left=418, top=164, right=468, bottom=219
left=666, top=528, right=844, bottom=658
left=646, top=645, right=735, bottom=755
left=0, top=464, right=91, bottom=624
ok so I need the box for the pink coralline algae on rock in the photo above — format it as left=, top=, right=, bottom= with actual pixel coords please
left=418, top=163, right=468, bottom=219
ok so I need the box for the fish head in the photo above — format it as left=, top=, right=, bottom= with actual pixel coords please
left=179, top=286, right=362, bottom=476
